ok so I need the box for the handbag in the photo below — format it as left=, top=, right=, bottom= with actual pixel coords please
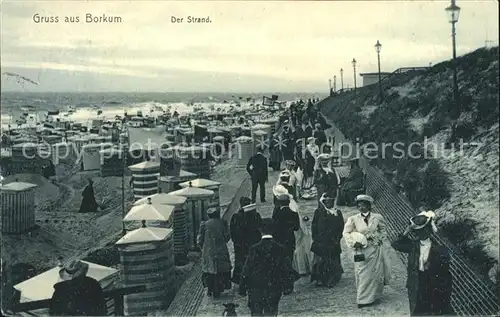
left=354, top=249, right=365, bottom=262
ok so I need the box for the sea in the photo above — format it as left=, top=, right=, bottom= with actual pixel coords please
left=0, top=92, right=323, bottom=131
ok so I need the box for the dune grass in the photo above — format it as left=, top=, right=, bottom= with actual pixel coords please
left=321, top=46, right=499, bottom=284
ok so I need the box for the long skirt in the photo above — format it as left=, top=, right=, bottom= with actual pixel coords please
left=293, top=235, right=314, bottom=275
left=269, top=149, right=281, bottom=170
left=353, top=244, right=392, bottom=305
left=310, top=253, right=343, bottom=287
left=202, top=272, right=232, bottom=296
left=232, top=246, right=247, bottom=284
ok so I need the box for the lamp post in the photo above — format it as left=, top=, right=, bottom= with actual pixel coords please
left=119, top=119, right=127, bottom=237
left=445, top=0, right=461, bottom=117
left=375, top=40, right=383, bottom=100
left=333, top=75, right=337, bottom=93
left=340, top=68, right=344, bottom=91
left=352, top=58, right=357, bottom=93
left=329, top=78, right=332, bottom=96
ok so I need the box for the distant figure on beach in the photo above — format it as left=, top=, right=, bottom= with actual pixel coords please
left=268, top=134, right=282, bottom=171
left=246, top=146, right=268, bottom=203
left=79, top=179, right=99, bottom=213
left=49, top=260, right=106, bottom=316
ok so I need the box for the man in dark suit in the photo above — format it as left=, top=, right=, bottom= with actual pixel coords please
left=240, top=218, right=294, bottom=316
left=391, top=211, right=454, bottom=316
left=246, top=146, right=269, bottom=203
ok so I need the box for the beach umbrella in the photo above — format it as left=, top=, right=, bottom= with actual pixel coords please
left=124, top=198, right=175, bottom=222
left=133, top=193, right=187, bottom=206
left=13, top=261, right=117, bottom=302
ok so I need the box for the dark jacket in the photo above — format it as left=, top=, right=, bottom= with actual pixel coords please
left=49, top=276, right=106, bottom=316
left=342, top=165, right=364, bottom=190
left=314, top=168, right=339, bottom=195
left=392, top=235, right=454, bottom=316
left=294, top=127, right=305, bottom=141
left=313, top=130, right=327, bottom=146
left=246, top=153, right=268, bottom=182
left=272, top=206, right=300, bottom=250
left=78, top=184, right=98, bottom=213
left=240, top=238, right=292, bottom=291
left=230, top=209, right=262, bottom=252
left=304, top=125, right=313, bottom=138
left=311, top=207, right=345, bottom=257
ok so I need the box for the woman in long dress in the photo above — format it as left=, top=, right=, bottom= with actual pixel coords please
left=292, top=214, right=314, bottom=276
left=342, top=194, right=392, bottom=308
left=310, top=192, right=345, bottom=287
left=198, top=208, right=232, bottom=298
left=79, top=179, right=98, bottom=213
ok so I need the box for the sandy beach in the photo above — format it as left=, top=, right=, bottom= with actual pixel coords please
left=2, top=151, right=249, bottom=282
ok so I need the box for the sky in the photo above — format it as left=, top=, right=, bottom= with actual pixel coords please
left=1, top=0, right=498, bottom=93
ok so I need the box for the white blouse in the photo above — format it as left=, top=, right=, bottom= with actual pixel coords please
left=419, top=239, right=432, bottom=271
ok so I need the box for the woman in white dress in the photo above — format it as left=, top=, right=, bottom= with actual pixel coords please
left=293, top=215, right=314, bottom=276
left=342, top=194, right=392, bottom=308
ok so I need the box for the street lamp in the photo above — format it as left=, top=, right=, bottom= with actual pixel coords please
left=340, top=68, right=344, bottom=91
left=333, top=75, right=337, bottom=93
left=445, top=0, right=461, bottom=117
left=329, top=78, right=332, bottom=96
left=375, top=40, right=383, bottom=100
left=352, top=58, right=357, bottom=93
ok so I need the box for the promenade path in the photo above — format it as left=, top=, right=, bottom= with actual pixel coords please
left=195, top=169, right=410, bottom=316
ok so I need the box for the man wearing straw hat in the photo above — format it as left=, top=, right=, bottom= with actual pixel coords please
left=49, top=260, right=106, bottom=316
left=391, top=211, right=454, bottom=316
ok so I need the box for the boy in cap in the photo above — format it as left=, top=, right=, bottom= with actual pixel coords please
left=391, top=211, right=454, bottom=316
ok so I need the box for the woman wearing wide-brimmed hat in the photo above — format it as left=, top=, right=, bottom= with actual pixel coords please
left=391, top=211, right=454, bottom=316
left=277, top=165, right=298, bottom=200
left=49, top=260, right=106, bottom=316
left=310, top=192, right=345, bottom=287
left=342, top=194, right=392, bottom=308
left=272, top=186, right=300, bottom=269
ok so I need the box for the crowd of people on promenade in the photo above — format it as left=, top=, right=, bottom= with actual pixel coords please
left=39, top=99, right=454, bottom=316
left=195, top=99, right=455, bottom=316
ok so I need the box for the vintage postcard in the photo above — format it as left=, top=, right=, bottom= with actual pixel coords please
left=1, top=1, right=499, bottom=316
